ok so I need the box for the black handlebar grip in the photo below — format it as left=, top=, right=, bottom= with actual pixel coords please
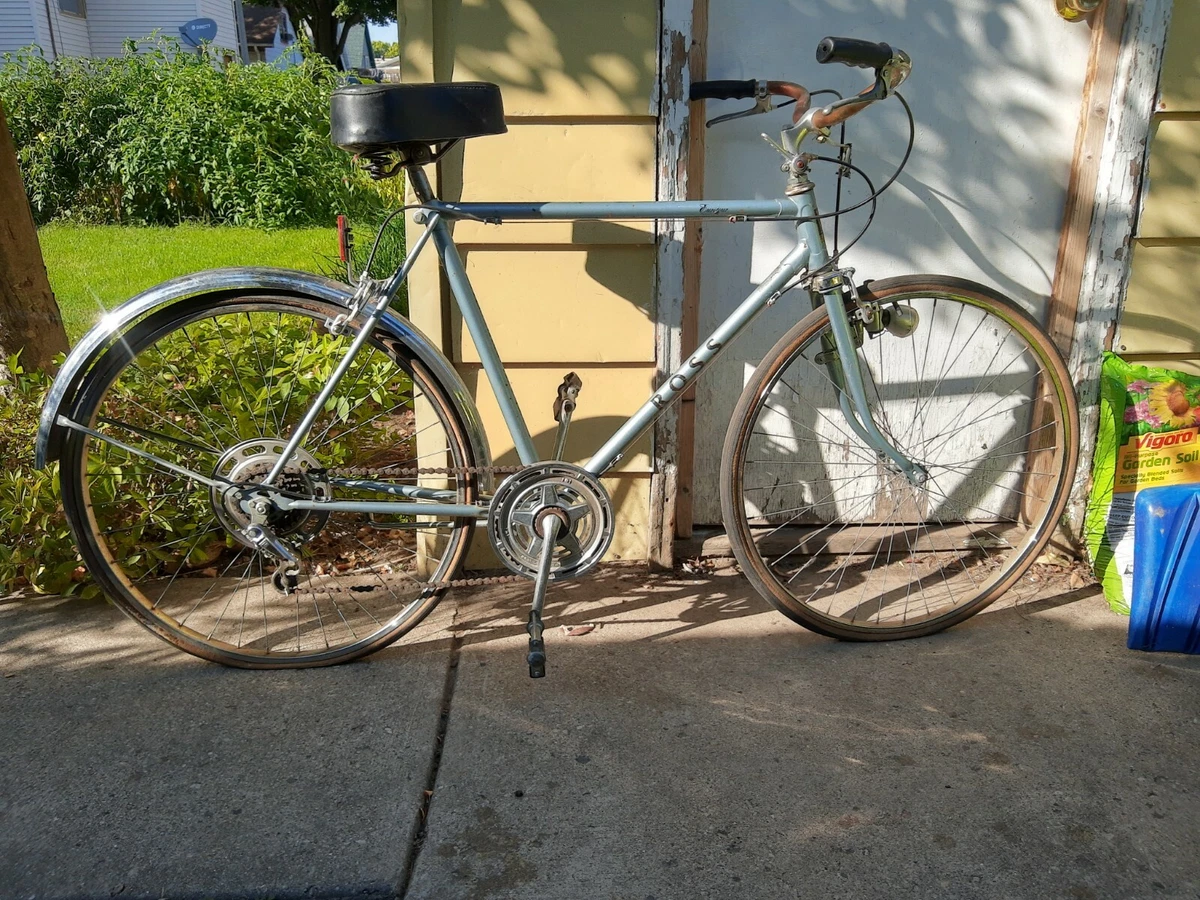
left=689, top=79, right=757, bottom=101
left=815, top=37, right=893, bottom=70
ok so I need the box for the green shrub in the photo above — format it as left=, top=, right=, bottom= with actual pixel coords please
left=1, top=39, right=385, bottom=227
left=0, top=355, right=94, bottom=598
left=0, top=315, right=414, bottom=598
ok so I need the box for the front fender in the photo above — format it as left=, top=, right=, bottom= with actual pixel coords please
left=36, top=267, right=492, bottom=484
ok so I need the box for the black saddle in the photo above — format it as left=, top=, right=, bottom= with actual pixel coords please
left=330, top=82, right=506, bottom=160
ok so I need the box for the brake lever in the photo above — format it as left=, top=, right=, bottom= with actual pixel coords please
left=706, top=81, right=775, bottom=128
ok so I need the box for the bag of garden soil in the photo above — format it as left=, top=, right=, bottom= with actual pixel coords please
left=1086, top=353, right=1200, bottom=613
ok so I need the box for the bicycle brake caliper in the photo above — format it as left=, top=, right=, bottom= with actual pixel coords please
left=812, top=268, right=864, bottom=363
left=326, top=278, right=381, bottom=336
left=816, top=267, right=884, bottom=335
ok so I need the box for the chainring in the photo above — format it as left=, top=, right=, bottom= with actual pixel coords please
left=487, top=462, right=614, bottom=581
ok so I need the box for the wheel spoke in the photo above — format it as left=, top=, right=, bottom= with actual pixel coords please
left=727, top=285, right=1074, bottom=638
left=65, top=299, right=475, bottom=667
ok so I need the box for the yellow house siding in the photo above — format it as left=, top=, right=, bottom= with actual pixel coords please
left=454, top=247, right=657, bottom=364
left=400, top=0, right=660, bottom=563
left=1117, top=2, right=1200, bottom=364
left=1138, top=120, right=1200, bottom=239
left=1118, top=245, right=1200, bottom=356
left=1158, top=0, right=1200, bottom=114
left=401, top=0, right=657, bottom=117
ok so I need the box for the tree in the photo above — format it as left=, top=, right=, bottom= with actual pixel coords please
left=371, top=40, right=399, bottom=61
left=280, top=0, right=395, bottom=70
left=0, top=101, right=68, bottom=376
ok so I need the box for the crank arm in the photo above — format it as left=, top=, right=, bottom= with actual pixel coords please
left=525, top=515, right=561, bottom=679
left=551, top=372, right=583, bottom=462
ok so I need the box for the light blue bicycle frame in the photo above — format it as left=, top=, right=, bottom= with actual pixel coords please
left=271, top=165, right=918, bottom=522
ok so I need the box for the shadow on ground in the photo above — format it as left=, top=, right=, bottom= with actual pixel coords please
left=2, top=568, right=1197, bottom=900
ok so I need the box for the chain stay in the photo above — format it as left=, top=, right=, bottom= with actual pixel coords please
left=287, top=462, right=534, bottom=590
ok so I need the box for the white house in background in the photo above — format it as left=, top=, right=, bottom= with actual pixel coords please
left=242, top=5, right=375, bottom=71
left=243, top=3, right=299, bottom=65
left=0, top=0, right=374, bottom=71
left=0, top=0, right=249, bottom=62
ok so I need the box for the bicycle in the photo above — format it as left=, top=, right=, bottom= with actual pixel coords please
left=36, top=37, right=1079, bottom=676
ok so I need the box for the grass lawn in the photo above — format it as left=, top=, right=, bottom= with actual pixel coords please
left=39, top=224, right=338, bottom=342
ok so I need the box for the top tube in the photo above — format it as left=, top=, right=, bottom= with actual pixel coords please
left=425, top=198, right=809, bottom=223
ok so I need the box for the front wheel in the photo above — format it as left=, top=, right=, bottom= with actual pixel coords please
left=721, top=276, right=1078, bottom=640
left=60, top=292, right=479, bottom=667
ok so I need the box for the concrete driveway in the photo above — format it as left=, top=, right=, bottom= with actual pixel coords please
left=2, top=564, right=1197, bottom=899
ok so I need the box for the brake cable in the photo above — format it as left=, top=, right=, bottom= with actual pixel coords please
left=799, top=89, right=916, bottom=275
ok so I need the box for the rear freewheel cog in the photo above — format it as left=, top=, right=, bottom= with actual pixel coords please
left=210, top=440, right=330, bottom=549
left=488, top=462, right=614, bottom=580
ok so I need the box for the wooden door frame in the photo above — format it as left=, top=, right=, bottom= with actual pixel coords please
left=650, top=0, right=707, bottom=568
left=654, top=0, right=1174, bottom=559
left=1049, top=0, right=1174, bottom=538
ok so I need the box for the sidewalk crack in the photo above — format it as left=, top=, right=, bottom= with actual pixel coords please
left=396, top=599, right=462, bottom=898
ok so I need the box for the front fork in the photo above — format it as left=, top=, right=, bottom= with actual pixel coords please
left=813, top=275, right=928, bottom=486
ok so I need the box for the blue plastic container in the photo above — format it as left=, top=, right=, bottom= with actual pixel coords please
left=1130, top=484, right=1200, bottom=654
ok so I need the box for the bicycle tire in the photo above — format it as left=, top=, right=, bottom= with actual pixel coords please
left=60, top=292, right=478, bottom=667
left=721, top=275, right=1078, bottom=640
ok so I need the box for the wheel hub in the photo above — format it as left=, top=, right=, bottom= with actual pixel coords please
left=210, top=440, right=330, bottom=549
left=487, top=462, right=614, bottom=580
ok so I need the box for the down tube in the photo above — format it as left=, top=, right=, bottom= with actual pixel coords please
left=585, top=238, right=812, bottom=477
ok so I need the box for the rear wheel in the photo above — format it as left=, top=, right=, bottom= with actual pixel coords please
left=721, top=276, right=1078, bottom=640
left=60, top=293, right=478, bottom=667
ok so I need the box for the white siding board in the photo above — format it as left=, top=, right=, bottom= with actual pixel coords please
left=84, top=0, right=200, bottom=58
left=52, top=6, right=91, bottom=57
left=0, top=1, right=38, bottom=55
left=27, top=0, right=53, bottom=57
left=197, top=0, right=239, bottom=55
left=20, top=0, right=92, bottom=58
left=3, top=1, right=241, bottom=60
left=690, top=0, right=1092, bottom=524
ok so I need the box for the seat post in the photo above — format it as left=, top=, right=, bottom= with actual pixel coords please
left=407, top=165, right=438, bottom=204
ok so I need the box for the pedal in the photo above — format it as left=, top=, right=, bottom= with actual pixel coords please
left=526, top=610, right=547, bottom=678
left=553, top=372, right=583, bottom=422
left=551, top=373, right=583, bottom=461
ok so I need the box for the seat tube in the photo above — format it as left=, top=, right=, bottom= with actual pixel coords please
left=409, top=168, right=540, bottom=465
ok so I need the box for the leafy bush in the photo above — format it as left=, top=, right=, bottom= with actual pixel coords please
left=0, top=314, right=415, bottom=598
left=0, top=355, right=94, bottom=598
left=0, top=39, right=385, bottom=227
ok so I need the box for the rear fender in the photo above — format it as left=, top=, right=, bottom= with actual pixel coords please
left=36, top=267, right=493, bottom=486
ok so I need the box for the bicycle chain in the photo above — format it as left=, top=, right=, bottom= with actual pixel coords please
left=328, top=464, right=527, bottom=478
left=301, top=462, right=535, bottom=589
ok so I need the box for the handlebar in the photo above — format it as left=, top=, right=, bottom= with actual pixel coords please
left=349, top=67, right=401, bottom=83
left=690, top=36, right=909, bottom=132
left=689, top=79, right=757, bottom=101
left=815, top=37, right=892, bottom=69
